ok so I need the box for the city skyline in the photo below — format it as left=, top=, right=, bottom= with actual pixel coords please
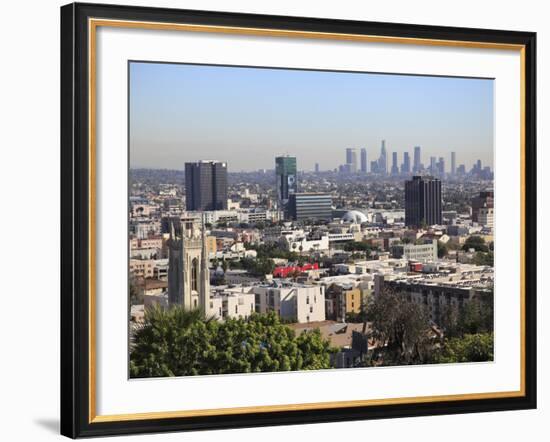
left=130, top=62, right=494, bottom=172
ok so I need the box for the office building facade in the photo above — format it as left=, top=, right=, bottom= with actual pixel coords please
left=185, top=160, right=228, bottom=211
left=405, top=175, right=442, bottom=227
left=287, top=193, right=332, bottom=221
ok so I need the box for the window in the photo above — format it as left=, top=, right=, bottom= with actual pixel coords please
left=235, top=305, right=238, bottom=314
left=191, top=258, right=198, bottom=292
left=193, top=299, right=197, bottom=308
left=306, top=296, right=310, bottom=305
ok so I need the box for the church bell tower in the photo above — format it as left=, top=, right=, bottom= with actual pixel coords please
left=167, top=215, right=210, bottom=312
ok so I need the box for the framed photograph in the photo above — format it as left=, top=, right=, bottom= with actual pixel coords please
left=60, top=2, right=537, bottom=438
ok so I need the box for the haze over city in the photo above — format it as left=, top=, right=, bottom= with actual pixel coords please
left=129, top=62, right=494, bottom=172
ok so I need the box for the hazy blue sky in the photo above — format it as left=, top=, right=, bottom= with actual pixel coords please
left=129, top=62, right=494, bottom=172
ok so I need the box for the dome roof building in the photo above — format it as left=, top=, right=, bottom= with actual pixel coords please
left=342, top=210, right=368, bottom=224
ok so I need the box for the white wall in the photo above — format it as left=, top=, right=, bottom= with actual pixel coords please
left=0, top=0, right=547, bottom=441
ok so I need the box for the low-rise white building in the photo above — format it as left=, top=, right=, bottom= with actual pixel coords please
left=392, top=240, right=438, bottom=263
left=253, top=283, right=326, bottom=323
left=279, top=231, right=330, bottom=252
left=206, top=287, right=255, bottom=321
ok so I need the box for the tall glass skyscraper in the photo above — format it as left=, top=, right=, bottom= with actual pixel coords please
left=391, top=151, right=399, bottom=175
left=360, top=148, right=368, bottom=173
left=402, top=151, right=411, bottom=174
left=275, top=155, right=297, bottom=205
left=185, top=160, right=228, bottom=211
left=378, top=140, right=387, bottom=175
left=345, top=148, right=357, bottom=173
left=413, top=146, right=422, bottom=173
left=451, top=151, right=456, bottom=176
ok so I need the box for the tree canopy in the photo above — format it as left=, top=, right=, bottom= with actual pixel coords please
left=241, top=257, right=276, bottom=277
left=438, top=291, right=494, bottom=339
left=245, top=243, right=300, bottom=261
left=130, top=307, right=335, bottom=378
left=437, top=241, right=448, bottom=258
left=436, top=333, right=494, bottom=363
left=367, top=289, right=434, bottom=365
left=343, top=241, right=372, bottom=252
left=462, top=235, right=489, bottom=252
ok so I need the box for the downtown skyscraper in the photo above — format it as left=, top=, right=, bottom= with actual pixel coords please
left=345, top=148, right=357, bottom=173
left=360, top=148, right=368, bottom=173
left=437, top=157, right=445, bottom=176
left=401, top=152, right=411, bottom=174
left=185, top=160, right=228, bottom=211
left=451, top=151, right=456, bottom=176
left=391, top=152, right=399, bottom=175
left=379, top=140, right=388, bottom=175
left=429, top=156, right=437, bottom=174
left=413, top=146, right=422, bottom=173
left=405, top=175, right=442, bottom=227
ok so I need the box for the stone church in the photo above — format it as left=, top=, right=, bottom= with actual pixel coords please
left=166, top=216, right=210, bottom=313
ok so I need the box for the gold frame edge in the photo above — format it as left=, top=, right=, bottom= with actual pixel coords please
left=87, top=18, right=527, bottom=423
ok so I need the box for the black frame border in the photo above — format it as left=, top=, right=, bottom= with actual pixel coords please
left=60, top=2, right=537, bottom=438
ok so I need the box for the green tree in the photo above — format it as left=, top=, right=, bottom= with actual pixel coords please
left=246, top=243, right=301, bottom=261
left=130, top=308, right=335, bottom=377
left=460, top=293, right=494, bottom=335
left=437, top=333, right=494, bottom=363
left=462, top=236, right=489, bottom=252
left=437, top=241, right=448, bottom=258
left=129, top=275, right=142, bottom=305
left=474, top=251, right=494, bottom=266
left=241, top=257, right=275, bottom=277
left=439, top=290, right=494, bottom=338
left=367, top=289, right=434, bottom=365
left=343, top=241, right=372, bottom=253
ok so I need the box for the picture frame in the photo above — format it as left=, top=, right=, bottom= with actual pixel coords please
left=60, top=2, right=537, bottom=438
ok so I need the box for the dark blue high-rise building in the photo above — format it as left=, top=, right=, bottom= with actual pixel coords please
left=405, top=176, right=442, bottom=227
left=185, top=160, right=228, bottom=211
